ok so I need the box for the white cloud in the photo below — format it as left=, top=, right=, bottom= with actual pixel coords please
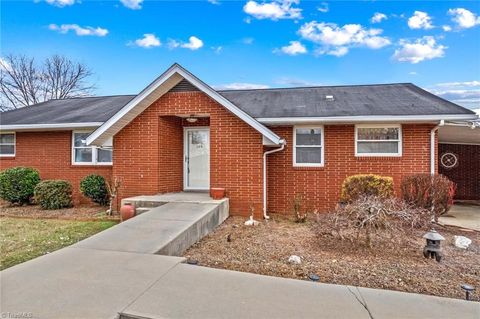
left=325, top=46, right=348, bottom=57
left=275, top=77, right=323, bottom=87
left=168, top=36, right=204, bottom=50
left=120, top=0, right=143, bottom=10
left=214, top=83, right=270, bottom=90
left=435, top=81, right=480, bottom=88
left=0, top=57, right=12, bottom=72
left=182, top=36, right=204, bottom=50
left=243, top=0, right=302, bottom=21
left=442, top=25, right=452, bottom=32
left=393, top=36, right=446, bottom=64
left=275, top=41, right=307, bottom=55
left=317, top=2, right=328, bottom=13
left=132, top=33, right=161, bottom=48
left=48, top=24, right=108, bottom=37
left=208, top=0, right=220, bottom=4
left=242, top=37, right=254, bottom=44
left=409, top=71, right=417, bottom=75
left=448, top=8, right=480, bottom=29
left=298, top=21, right=390, bottom=57
left=43, top=0, right=77, bottom=7
left=408, top=11, right=433, bottom=29
left=371, top=12, right=387, bottom=24
left=211, top=46, right=223, bottom=54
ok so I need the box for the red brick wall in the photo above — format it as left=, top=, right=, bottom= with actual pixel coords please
left=439, top=143, right=480, bottom=200
left=266, top=124, right=435, bottom=213
left=113, top=91, right=264, bottom=216
left=0, top=131, right=112, bottom=204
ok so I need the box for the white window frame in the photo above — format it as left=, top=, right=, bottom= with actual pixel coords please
left=355, top=124, right=402, bottom=157
left=293, top=125, right=325, bottom=167
left=0, top=132, right=16, bottom=157
left=72, top=130, right=112, bottom=165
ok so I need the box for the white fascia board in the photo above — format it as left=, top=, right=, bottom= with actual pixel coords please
left=86, top=64, right=282, bottom=146
left=0, top=122, right=103, bottom=131
left=257, top=114, right=479, bottom=125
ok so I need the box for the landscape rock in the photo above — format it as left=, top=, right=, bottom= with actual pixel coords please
left=244, top=216, right=259, bottom=226
left=453, top=235, right=472, bottom=249
left=288, top=255, right=302, bottom=264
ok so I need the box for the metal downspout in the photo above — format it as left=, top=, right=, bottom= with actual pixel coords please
left=263, top=141, right=285, bottom=219
left=431, top=120, right=445, bottom=175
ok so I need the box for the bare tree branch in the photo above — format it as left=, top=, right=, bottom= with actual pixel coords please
left=0, top=54, right=95, bottom=111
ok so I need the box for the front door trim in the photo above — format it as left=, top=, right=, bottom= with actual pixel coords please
left=183, top=127, right=210, bottom=191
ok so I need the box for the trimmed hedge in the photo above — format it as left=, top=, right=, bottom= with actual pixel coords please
left=401, top=173, right=455, bottom=219
left=80, top=174, right=109, bottom=206
left=340, top=174, right=394, bottom=203
left=0, top=167, right=41, bottom=204
left=34, top=180, right=73, bottom=210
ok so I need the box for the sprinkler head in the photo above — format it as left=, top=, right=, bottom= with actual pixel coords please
left=186, top=259, right=198, bottom=265
left=308, top=274, right=320, bottom=282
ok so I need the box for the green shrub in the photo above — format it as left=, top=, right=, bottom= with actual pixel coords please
left=401, top=173, right=456, bottom=220
left=34, top=180, right=73, bottom=210
left=0, top=167, right=41, bottom=204
left=340, top=174, right=394, bottom=203
left=80, top=174, right=109, bottom=206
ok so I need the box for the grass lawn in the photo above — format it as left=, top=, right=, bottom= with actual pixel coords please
left=185, top=215, right=480, bottom=301
left=0, top=217, right=117, bottom=270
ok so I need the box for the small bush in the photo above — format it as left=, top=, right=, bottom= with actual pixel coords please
left=80, top=174, right=109, bottom=206
left=327, top=196, right=431, bottom=247
left=401, top=173, right=456, bottom=220
left=34, top=180, right=73, bottom=210
left=340, top=174, right=394, bottom=203
left=291, top=194, right=309, bottom=223
left=0, top=167, right=40, bottom=204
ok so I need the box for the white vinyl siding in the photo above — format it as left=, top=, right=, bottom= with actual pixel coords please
left=0, top=132, right=15, bottom=157
left=293, top=126, right=324, bottom=167
left=355, top=124, right=402, bottom=157
left=72, top=131, right=112, bottom=165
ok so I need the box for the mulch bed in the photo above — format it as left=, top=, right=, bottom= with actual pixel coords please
left=0, top=200, right=119, bottom=221
left=184, top=214, right=480, bottom=301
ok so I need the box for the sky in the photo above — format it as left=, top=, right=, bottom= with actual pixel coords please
left=1, top=0, right=480, bottom=110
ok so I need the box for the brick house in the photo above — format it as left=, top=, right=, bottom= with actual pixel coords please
left=1, top=64, right=478, bottom=217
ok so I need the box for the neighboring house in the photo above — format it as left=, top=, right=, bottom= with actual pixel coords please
left=0, top=64, right=478, bottom=216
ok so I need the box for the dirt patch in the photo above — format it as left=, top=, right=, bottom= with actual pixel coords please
left=0, top=200, right=119, bottom=221
left=185, top=214, right=480, bottom=301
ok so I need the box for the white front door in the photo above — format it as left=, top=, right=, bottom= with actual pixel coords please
left=184, top=128, right=210, bottom=190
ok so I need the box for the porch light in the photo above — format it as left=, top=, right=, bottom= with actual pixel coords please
left=186, top=115, right=198, bottom=123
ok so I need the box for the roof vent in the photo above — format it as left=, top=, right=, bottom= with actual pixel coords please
left=325, top=95, right=334, bottom=101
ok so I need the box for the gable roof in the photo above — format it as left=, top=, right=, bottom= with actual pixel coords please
left=219, top=83, right=477, bottom=123
left=1, top=65, right=477, bottom=134
left=85, top=63, right=284, bottom=146
left=0, top=95, right=134, bottom=129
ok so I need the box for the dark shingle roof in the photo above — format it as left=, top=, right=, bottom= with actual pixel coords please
left=219, top=83, right=475, bottom=118
left=0, top=83, right=475, bottom=126
left=0, top=95, right=135, bottom=125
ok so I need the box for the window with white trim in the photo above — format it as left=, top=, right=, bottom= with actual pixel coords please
left=293, top=126, right=324, bottom=166
left=72, top=131, right=112, bottom=165
left=0, top=133, right=15, bottom=157
left=355, top=125, right=402, bottom=156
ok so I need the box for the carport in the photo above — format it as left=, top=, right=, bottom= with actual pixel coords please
left=438, top=117, right=479, bottom=200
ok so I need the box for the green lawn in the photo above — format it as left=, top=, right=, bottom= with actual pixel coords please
left=0, top=217, right=117, bottom=270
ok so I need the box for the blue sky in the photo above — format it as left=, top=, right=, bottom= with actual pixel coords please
left=2, top=0, right=480, bottom=109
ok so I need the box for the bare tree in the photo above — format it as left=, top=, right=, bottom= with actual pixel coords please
left=0, top=54, right=94, bottom=111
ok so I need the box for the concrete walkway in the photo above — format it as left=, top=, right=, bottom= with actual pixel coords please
left=1, top=196, right=479, bottom=319
left=439, top=203, right=480, bottom=231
